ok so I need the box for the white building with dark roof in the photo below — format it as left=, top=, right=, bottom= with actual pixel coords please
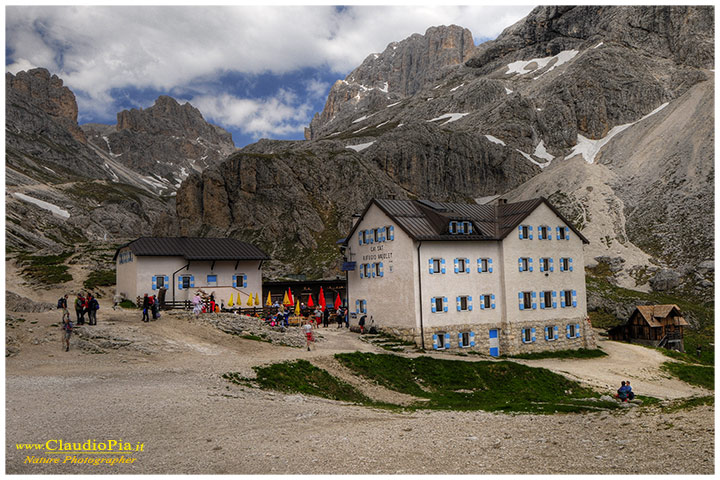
left=114, top=237, right=270, bottom=305
left=341, top=197, right=596, bottom=355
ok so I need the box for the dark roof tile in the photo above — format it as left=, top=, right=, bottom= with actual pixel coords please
left=114, top=237, right=270, bottom=261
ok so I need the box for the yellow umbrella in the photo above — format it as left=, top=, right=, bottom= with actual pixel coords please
left=247, top=293, right=254, bottom=306
left=266, top=291, right=272, bottom=306
left=294, top=300, right=300, bottom=315
left=254, top=293, right=260, bottom=306
left=227, top=293, right=234, bottom=307
left=282, top=291, right=290, bottom=306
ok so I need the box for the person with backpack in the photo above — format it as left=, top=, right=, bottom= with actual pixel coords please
left=151, top=295, right=159, bottom=320
left=75, top=294, right=85, bottom=325
left=61, top=308, right=72, bottom=352
left=87, top=294, right=99, bottom=325
left=142, top=294, right=150, bottom=322
left=57, top=294, right=68, bottom=310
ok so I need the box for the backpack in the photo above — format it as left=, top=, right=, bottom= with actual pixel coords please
left=57, top=298, right=64, bottom=309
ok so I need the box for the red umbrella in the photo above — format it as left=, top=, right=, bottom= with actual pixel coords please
left=287, top=289, right=294, bottom=307
left=334, top=293, right=342, bottom=310
left=318, top=286, right=326, bottom=311
left=307, top=294, right=314, bottom=307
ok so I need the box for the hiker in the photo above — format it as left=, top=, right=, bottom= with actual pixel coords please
left=57, top=294, right=68, bottom=310
left=358, top=314, right=366, bottom=334
left=615, top=381, right=630, bottom=402
left=345, top=309, right=349, bottom=329
left=142, top=294, right=150, bottom=322
left=192, top=293, right=202, bottom=317
left=336, top=308, right=344, bottom=328
left=625, top=380, right=635, bottom=401
left=150, top=295, right=160, bottom=320
left=303, top=320, right=314, bottom=351
left=313, top=307, right=322, bottom=328
left=75, top=294, right=85, bottom=325
left=323, top=307, right=330, bottom=328
left=112, top=293, right=122, bottom=310
left=61, top=308, right=72, bottom=352
left=87, top=294, right=99, bottom=325
left=209, top=295, right=216, bottom=314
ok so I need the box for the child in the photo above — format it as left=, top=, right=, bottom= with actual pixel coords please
left=61, top=308, right=72, bottom=352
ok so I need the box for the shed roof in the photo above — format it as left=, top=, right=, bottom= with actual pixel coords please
left=343, top=197, right=589, bottom=244
left=114, top=237, right=270, bottom=261
left=632, top=305, right=689, bottom=327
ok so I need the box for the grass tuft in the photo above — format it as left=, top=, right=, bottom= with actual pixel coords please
left=503, top=348, right=607, bottom=360
left=661, top=362, right=714, bottom=390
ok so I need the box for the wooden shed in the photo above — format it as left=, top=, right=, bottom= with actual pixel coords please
left=608, top=304, right=689, bottom=351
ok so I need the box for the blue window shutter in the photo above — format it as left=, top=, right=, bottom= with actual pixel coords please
left=443, top=297, right=448, bottom=313
left=572, top=290, right=577, bottom=308
left=431, top=297, right=437, bottom=313
left=556, top=226, right=561, bottom=240
left=362, top=300, right=367, bottom=312
left=529, top=257, right=533, bottom=272
left=368, top=229, right=374, bottom=244
left=360, top=266, right=364, bottom=279
left=477, top=258, right=482, bottom=273
left=518, top=292, right=524, bottom=310
left=243, top=275, right=247, bottom=288
left=468, top=296, right=473, bottom=311
left=521, top=328, right=526, bottom=343
left=550, top=258, right=554, bottom=272
left=380, top=226, right=386, bottom=242
left=372, top=263, right=376, bottom=278
left=480, top=294, right=485, bottom=310
left=467, top=223, right=473, bottom=234
left=491, top=294, right=496, bottom=309
left=488, top=258, right=493, bottom=273
left=566, top=325, right=571, bottom=338
left=456, top=296, right=461, bottom=312
left=518, top=258, right=523, bottom=272
left=178, top=277, right=183, bottom=290
left=428, top=258, right=434, bottom=274
left=552, top=290, right=557, bottom=309
left=444, top=333, right=451, bottom=349
left=470, top=332, right=476, bottom=347
left=561, top=291, right=566, bottom=308
left=540, top=259, right=545, bottom=272
left=554, top=326, right=559, bottom=340
left=379, top=262, right=384, bottom=277
left=532, top=291, right=537, bottom=309
left=358, top=232, right=362, bottom=246
left=388, top=226, right=394, bottom=240
left=540, top=293, right=545, bottom=309
left=458, top=332, right=463, bottom=347
left=454, top=258, right=459, bottom=274
left=355, top=300, right=359, bottom=313
left=164, top=275, right=169, bottom=286
left=432, top=334, right=438, bottom=350
left=531, top=327, right=536, bottom=342
left=232, top=275, right=237, bottom=288
left=576, top=323, right=582, bottom=337
left=152, top=276, right=157, bottom=290
left=190, top=275, right=195, bottom=288
left=465, top=258, right=470, bottom=274
left=545, top=327, right=549, bottom=340
left=569, top=258, right=574, bottom=272
left=441, top=258, right=446, bottom=274
left=518, top=225, right=523, bottom=239
left=565, top=226, right=570, bottom=240
left=528, top=225, right=533, bottom=240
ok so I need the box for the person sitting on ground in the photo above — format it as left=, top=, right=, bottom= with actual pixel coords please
left=625, top=380, right=635, bottom=401
left=615, top=381, right=630, bottom=402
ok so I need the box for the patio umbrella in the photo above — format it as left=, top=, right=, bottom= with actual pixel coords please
left=307, top=295, right=314, bottom=307
left=247, top=292, right=254, bottom=306
left=318, top=287, right=326, bottom=311
left=254, top=293, right=260, bottom=306
left=228, top=293, right=234, bottom=307
left=288, top=289, right=295, bottom=306
left=334, top=293, right=342, bottom=310
left=294, top=300, right=300, bottom=315
left=266, top=291, right=272, bottom=306
left=282, top=291, right=290, bottom=306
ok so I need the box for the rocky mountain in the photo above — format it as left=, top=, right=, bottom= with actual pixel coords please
left=170, top=5, right=713, bottom=297
left=5, top=68, right=234, bottom=252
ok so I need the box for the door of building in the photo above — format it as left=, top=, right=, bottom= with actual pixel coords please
left=489, top=329, right=499, bottom=357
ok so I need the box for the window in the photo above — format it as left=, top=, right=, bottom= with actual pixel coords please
left=385, top=225, right=395, bottom=241
left=356, top=299, right=368, bottom=314
left=182, top=276, right=191, bottom=289
left=568, top=324, right=576, bottom=338
left=429, top=258, right=446, bottom=274
left=156, top=275, right=165, bottom=289
left=449, top=222, right=458, bottom=234
left=207, top=275, right=217, bottom=286
left=458, top=258, right=467, bottom=271
left=374, top=229, right=380, bottom=242
left=523, top=328, right=532, bottom=343
left=540, top=257, right=551, bottom=272
left=543, top=291, right=552, bottom=308
left=434, top=297, right=443, bottom=313
left=523, top=292, right=532, bottom=309
left=560, top=257, right=573, bottom=272
left=436, top=332, right=447, bottom=350
left=519, top=225, right=532, bottom=239
left=362, top=230, right=369, bottom=244
left=518, top=257, right=532, bottom=272
left=558, top=226, right=567, bottom=240
left=483, top=295, right=492, bottom=309
left=454, top=258, right=470, bottom=274
left=546, top=325, right=557, bottom=341
left=539, top=225, right=550, bottom=240
left=457, top=295, right=471, bottom=311
left=478, top=258, right=489, bottom=273
left=461, top=332, right=471, bottom=348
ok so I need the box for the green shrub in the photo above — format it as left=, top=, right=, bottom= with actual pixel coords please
left=83, top=269, right=115, bottom=290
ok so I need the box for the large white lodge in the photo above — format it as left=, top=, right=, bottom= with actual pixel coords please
left=342, top=197, right=596, bottom=355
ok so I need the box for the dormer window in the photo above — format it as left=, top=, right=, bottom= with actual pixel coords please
left=449, top=221, right=473, bottom=235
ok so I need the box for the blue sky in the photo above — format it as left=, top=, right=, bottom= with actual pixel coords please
left=6, top=5, right=535, bottom=148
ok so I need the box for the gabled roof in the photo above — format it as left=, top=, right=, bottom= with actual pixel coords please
left=342, top=197, right=590, bottom=244
left=632, top=305, right=689, bottom=327
left=114, top=237, right=270, bottom=261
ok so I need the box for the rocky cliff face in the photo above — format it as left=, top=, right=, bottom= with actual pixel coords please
left=83, top=95, right=236, bottom=194
left=171, top=5, right=713, bottom=297
left=5, top=69, right=233, bottom=253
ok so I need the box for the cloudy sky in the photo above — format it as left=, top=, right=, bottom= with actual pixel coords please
left=6, top=5, right=535, bottom=148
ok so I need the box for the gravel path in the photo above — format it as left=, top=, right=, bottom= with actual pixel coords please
left=5, top=307, right=714, bottom=474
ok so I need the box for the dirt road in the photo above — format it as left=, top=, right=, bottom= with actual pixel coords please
left=5, top=305, right=714, bottom=475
